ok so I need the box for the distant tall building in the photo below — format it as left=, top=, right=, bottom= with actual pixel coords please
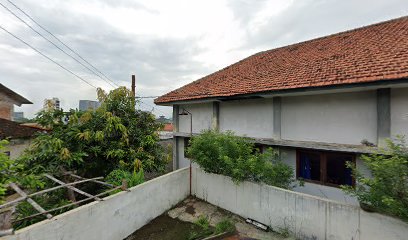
left=79, top=100, right=100, bottom=111
left=43, top=98, right=60, bottom=111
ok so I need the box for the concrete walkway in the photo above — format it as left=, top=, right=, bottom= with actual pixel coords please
left=168, top=198, right=293, bottom=240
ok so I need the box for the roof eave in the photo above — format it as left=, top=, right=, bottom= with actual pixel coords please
left=155, top=78, right=408, bottom=106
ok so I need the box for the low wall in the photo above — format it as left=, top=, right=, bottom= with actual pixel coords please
left=4, top=168, right=190, bottom=240
left=192, top=167, right=408, bottom=240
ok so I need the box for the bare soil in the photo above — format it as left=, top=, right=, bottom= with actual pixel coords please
left=124, top=214, right=207, bottom=240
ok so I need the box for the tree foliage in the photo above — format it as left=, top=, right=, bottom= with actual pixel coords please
left=342, top=137, right=408, bottom=221
left=18, top=87, right=166, bottom=179
left=187, top=130, right=296, bottom=189
left=0, top=140, right=43, bottom=203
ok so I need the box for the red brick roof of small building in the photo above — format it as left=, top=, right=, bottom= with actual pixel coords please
left=0, top=118, right=40, bottom=139
left=155, top=16, right=408, bottom=104
left=162, top=123, right=173, bottom=132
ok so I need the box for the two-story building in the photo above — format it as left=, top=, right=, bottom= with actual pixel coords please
left=155, top=17, right=408, bottom=205
left=0, top=84, right=32, bottom=121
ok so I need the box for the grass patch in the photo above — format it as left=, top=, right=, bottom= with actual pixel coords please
left=215, top=218, right=235, bottom=234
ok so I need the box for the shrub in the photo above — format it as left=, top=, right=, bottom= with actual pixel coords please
left=187, top=130, right=296, bottom=189
left=194, top=215, right=210, bottom=231
left=342, top=137, right=408, bottom=221
left=106, top=168, right=145, bottom=188
left=215, top=218, right=235, bottom=234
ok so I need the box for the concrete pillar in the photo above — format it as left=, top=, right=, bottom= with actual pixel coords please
left=273, top=97, right=281, bottom=139
left=173, top=105, right=179, bottom=132
left=377, top=88, right=390, bottom=147
left=172, top=105, right=180, bottom=170
left=172, top=137, right=179, bottom=170
left=212, top=102, right=220, bottom=131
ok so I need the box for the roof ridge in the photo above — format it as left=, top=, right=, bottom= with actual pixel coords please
left=156, top=15, right=408, bottom=104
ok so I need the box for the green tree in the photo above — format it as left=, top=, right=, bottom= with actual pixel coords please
left=187, top=130, right=296, bottom=189
left=342, top=137, right=408, bottom=221
left=0, top=140, right=43, bottom=203
left=18, top=87, right=166, bottom=180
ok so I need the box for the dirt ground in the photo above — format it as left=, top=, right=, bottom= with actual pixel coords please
left=125, top=197, right=293, bottom=240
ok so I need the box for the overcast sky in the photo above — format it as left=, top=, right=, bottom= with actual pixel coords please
left=0, top=0, right=407, bottom=118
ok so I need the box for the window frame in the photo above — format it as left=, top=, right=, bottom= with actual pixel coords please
left=296, top=149, right=356, bottom=188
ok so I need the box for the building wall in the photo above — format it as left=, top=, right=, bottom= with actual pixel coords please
left=177, top=137, right=191, bottom=169
left=192, top=167, right=408, bottom=240
left=281, top=91, right=377, bottom=145
left=391, top=87, right=408, bottom=137
left=279, top=148, right=372, bottom=205
left=178, top=103, right=213, bottom=134
left=219, top=98, right=274, bottom=138
left=0, top=101, right=13, bottom=120
left=8, top=139, right=31, bottom=159
left=5, top=168, right=190, bottom=240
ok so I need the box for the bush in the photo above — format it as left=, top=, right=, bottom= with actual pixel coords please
left=187, top=130, right=296, bottom=189
left=215, top=218, right=235, bottom=234
left=342, top=137, right=408, bottom=221
left=106, top=168, right=145, bottom=188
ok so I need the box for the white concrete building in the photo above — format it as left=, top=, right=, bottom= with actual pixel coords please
left=43, top=97, right=60, bottom=111
left=155, top=17, right=408, bottom=205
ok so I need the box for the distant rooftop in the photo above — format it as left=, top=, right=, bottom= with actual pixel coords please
left=0, top=118, right=40, bottom=139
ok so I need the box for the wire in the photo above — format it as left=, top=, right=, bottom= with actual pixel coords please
left=6, top=0, right=119, bottom=87
left=0, top=1, right=117, bottom=88
left=137, top=99, right=169, bottom=116
left=0, top=24, right=97, bottom=89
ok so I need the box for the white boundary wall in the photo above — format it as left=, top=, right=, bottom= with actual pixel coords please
left=4, top=168, right=190, bottom=240
left=192, top=167, right=408, bottom=240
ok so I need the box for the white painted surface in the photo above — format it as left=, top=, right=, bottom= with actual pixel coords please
left=7, top=139, right=31, bottom=159
left=391, top=87, right=408, bottom=137
left=4, top=168, right=190, bottom=240
left=192, top=167, right=408, bottom=240
left=219, top=98, right=274, bottom=138
left=281, top=91, right=377, bottom=145
left=178, top=103, right=212, bottom=134
left=177, top=137, right=191, bottom=169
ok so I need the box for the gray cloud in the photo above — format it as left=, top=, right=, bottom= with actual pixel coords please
left=1, top=0, right=211, bottom=117
left=1, top=0, right=407, bottom=118
left=230, top=0, right=408, bottom=52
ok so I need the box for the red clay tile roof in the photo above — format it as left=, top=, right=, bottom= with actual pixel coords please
left=0, top=118, right=40, bottom=139
left=155, top=16, right=408, bottom=104
left=162, top=123, right=173, bottom=132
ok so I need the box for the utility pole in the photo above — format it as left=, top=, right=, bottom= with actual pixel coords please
left=131, top=75, right=136, bottom=97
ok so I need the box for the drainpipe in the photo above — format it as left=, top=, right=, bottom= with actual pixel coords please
left=179, top=108, right=193, bottom=196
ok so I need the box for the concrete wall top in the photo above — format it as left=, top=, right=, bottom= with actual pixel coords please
left=192, top=167, right=408, bottom=240
left=5, top=168, right=190, bottom=240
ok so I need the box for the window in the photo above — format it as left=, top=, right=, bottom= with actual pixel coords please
left=297, top=150, right=354, bottom=187
left=184, top=137, right=191, bottom=158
